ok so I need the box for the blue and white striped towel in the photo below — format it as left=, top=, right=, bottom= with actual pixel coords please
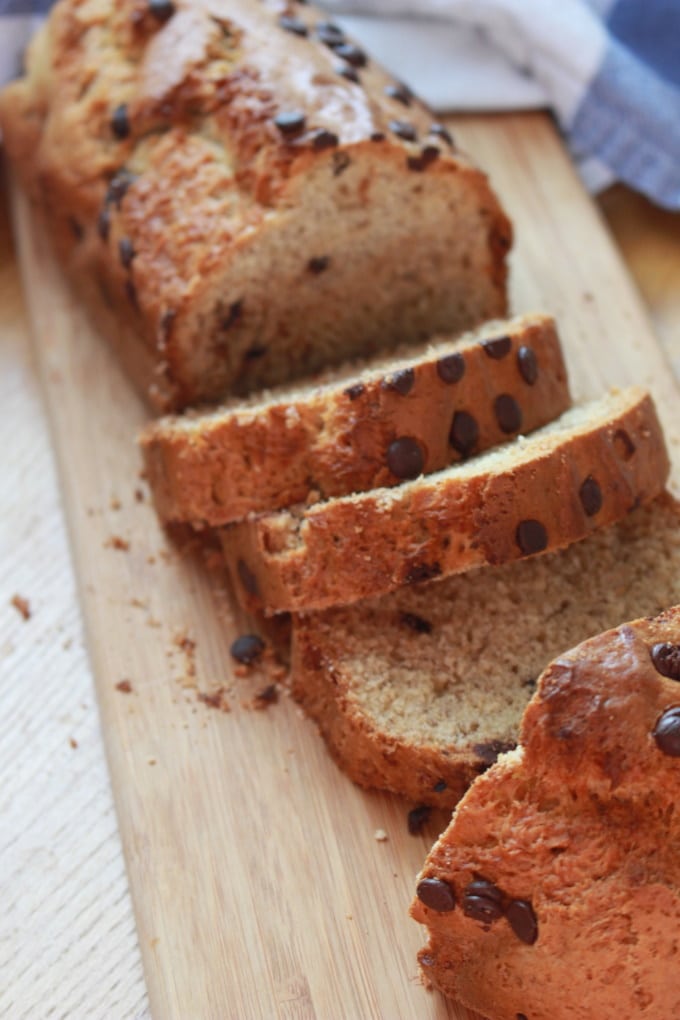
left=2, top=0, right=679, bottom=208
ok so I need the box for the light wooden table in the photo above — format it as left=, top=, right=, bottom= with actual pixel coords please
left=1, top=154, right=679, bottom=1019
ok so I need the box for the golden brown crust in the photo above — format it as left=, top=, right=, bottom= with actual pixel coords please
left=140, top=314, right=570, bottom=526
left=410, top=605, right=680, bottom=1020
left=0, top=0, right=511, bottom=410
left=223, top=388, right=670, bottom=614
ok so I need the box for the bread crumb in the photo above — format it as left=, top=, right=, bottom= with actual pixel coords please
left=252, top=684, right=279, bottom=710
left=105, top=535, right=130, bottom=551
left=374, top=829, right=388, bottom=842
left=116, top=679, right=133, bottom=694
left=147, top=757, right=157, bottom=766
left=134, top=488, right=145, bottom=503
left=197, top=687, right=230, bottom=712
left=110, top=497, right=122, bottom=511
left=10, top=594, right=31, bottom=620
left=69, top=737, right=78, bottom=749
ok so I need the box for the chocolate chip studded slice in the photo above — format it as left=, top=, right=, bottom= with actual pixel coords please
left=230, top=634, right=265, bottom=665
left=653, top=707, right=680, bottom=755
left=517, top=345, right=538, bottom=384
left=279, top=15, right=308, bottom=36
left=387, top=437, right=424, bottom=479
left=651, top=643, right=680, bottom=680
left=516, top=520, right=548, bottom=556
left=148, top=0, right=175, bottom=22
left=506, top=900, right=538, bottom=944
left=463, top=879, right=504, bottom=924
left=389, top=120, right=417, bottom=142
left=437, top=352, right=465, bottom=384
left=449, top=411, right=479, bottom=457
left=274, top=111, right=306, bottom=136
left=382, top=368, right=415, bottom=396
left=579, top=476, right=603, bottom=516
left=482, top=335, right=512, bottom=359
left=111, top=103, right=130, bottom=140
left=416, top=877, right=456, bottom=912
left=494, top=394, right=522, bottom=433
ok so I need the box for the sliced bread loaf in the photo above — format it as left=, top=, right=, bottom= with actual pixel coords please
left=140, top=314, right=570, bottom=527
left=410, top=603, right=680, bottom=1020
left=0, top=0, right=510, bottom=411
left=291, top=494, right=680, bottom=810
left=223, top=388, right=669, bottom=614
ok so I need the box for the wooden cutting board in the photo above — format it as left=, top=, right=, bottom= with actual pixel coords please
left=10, top=111, right=680, bottom=1020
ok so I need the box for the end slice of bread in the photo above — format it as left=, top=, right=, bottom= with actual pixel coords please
left=223, top=387, right=669, bottom=614
left=140, top=314, right=569, bottom=527
left=410, top=602, right=680, bottom=1020
left=291, top=494, right=680, bottom=809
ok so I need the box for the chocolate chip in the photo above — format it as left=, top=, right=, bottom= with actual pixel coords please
left=308, top=255, right=330, bottom=274
left=517, top=345, right=538, bottom=385
left=653, top=708, right=680, bottom=756
left=433, top=780, right=447, bottom=793
left=332, top=151, right=351, bottom=176
left=473, top=740, right=518, bottom=767
left=494, top=394, right=522, bottom=433
left=337, top=64, right=359, bottom=83
left=125, top=278, right=139, bottom=310
left=316, top=21, right=345, bottom=46
left=279, top=14, right=308, bottom=36
left=119, top=237, right=135, bottom=268
left=408, top=804, right=432, bottom=834
left=429, top=122, right=454, bottom=147
left=407, top=145, right=440, bottom=172
left=244, top=345, right=267, bottom=360
left=463, top=880, right=504, bottom=924
left=516, top=520, right=548, bottom=556
left=400, top=611, right=432, bottom=634
left=389, top=120, right=417, bottom=142
left=416, top=877, right=456, bottom=912
left=387, top=436, right=424, bottom=479
left=220, top=300, right=242, bottom=331
left=230, top=633, right=265, bottom=665
left=68, top=217, right=84, bottom=240
left=579, top=476, right=602, bottom=517
left=651, top=643, right=680, bottom=680
left=111, top=103, right=130, bottom=140
left=106, top=169, right=137, bottom=207
left=148, top=0, right=175, bottom=22
left=382, top=368, right=415, bottom=396
left=370, top=131, right=386, bottom=142
left=449, top=411, right=479, bottom=457
left=385, top=82, right=412, bottom=106
left=274, top=111, right=306, bottom=135
left=614, top=428, right=636, bottom=460
left=344, top=382, right=365, bottom=401
left=482, top=335, right=512, bottom=359
left=437, top=352, right=465, bottom=384
left=517, top=1013, right=529, bottom=1019
left=334, top=43, right=367, bottom=67
left=404, top=561, right=441, bottom=584
left=97, top=208, right=110, bottom=241
left=506, top=900, right=538, bottom=944
left=237, top=558, right=259, bottom=597
left=308, top=128, right=339, bottom=150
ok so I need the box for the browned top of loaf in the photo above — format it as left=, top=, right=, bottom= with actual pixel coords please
left=0, top=0, right=510, bottom=409
left=140, top=313, right=570, bottom=526
left=223, top=387, right=669, bottom=613
left=411, top=604, right=680, bottom=1019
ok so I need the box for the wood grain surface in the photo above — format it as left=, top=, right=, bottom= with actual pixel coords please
left=7, top=111, right=680, bottom=1020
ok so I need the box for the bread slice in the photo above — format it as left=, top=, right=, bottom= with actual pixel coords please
left=140, top=314, right=569, bottom=527
left=0, top=0, right=510, bottom=411
left=410, top=603, right=680, bottom=1020
left=291, top=494, right=680, bottom=810
left=223, top=388, right=669, bottom=614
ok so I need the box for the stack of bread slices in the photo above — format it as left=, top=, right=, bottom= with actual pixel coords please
left=141, top=311, right=678, bottom=811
